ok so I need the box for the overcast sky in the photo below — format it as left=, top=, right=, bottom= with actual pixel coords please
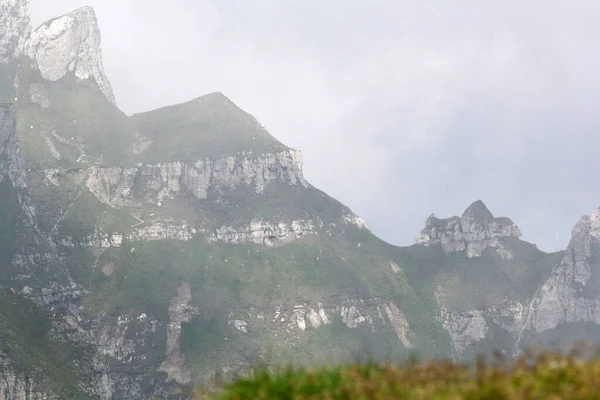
left=30, top=1, right=600, bottom=252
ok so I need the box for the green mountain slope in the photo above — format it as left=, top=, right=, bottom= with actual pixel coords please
left=129, top=92, right=288, bottom=162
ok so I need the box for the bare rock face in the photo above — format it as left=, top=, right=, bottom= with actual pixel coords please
left=25, top=6, right=116, bottom=104
left=415, top=200, right=522, bottom=259
left=433, top=206, right=600, bottom=358
left=438, top=302, right=527, bottom=357
left=0, top=355, right=56, bottom=399
left=529, top=208, right=600, bottom=333
left=159, top=282, right=198, bottom=384
left=82, top=149, right=307, bottom=207
left=226, top=298, right=415, bottom=347
left=0, top=104, right=17, bottom=179
left=209, top=219, right=321, bottom=246
left=0, top=0, right=30, bottom=64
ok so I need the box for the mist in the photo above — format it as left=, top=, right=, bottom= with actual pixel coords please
left=31, top=0, right=600, bottom=251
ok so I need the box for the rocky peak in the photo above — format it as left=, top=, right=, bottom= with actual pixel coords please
left=415, top=200, right=522, bottom=259
left=528, top=207, right=600, bottom=334
left=196, top=91, right=234, bottom=105
left=561, top=207, right=600, bottom=286
left=0, top=0, right=30, bottom=63
left=25, top=6, right=116, bottom=105
left=462, top=199, right=494, bottom=223
left=572, top=208, right=600, bottom=240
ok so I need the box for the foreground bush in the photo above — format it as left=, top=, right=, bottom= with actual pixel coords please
left=197, top=348, right=600, bottom=399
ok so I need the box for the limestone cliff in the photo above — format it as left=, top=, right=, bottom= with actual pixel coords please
left=82, top=149, right=307, bottom=207
left=0, top=103, right=72, bottom=284
left=25, top=6, right=115, bottom=104
left=527, top=208, right=600, bottom=332
left=0, top=355, right=55, bottom=400
left=415, top=200, right=522, bottom=259
left=0, top=103, right=17, bottom=179
left=39, top=145, right=369, bottom=250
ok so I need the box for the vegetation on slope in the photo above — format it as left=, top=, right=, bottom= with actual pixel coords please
left=79, top=231, right=422, bottom=380
left=0, top=291, right=91, bottom=398
left=15, top=66, right=134, bottom=169
left=129, top=92, right=289, bottom=162
left=199, top=347, right=600, bottom=399
left=14, top=65, right=289, bottom=170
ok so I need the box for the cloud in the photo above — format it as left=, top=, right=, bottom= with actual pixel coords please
left=30, top=0, right=600, bottom=251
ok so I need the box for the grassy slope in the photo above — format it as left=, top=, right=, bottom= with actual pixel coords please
left=396, top=239, right=561, bottom=313
left=0, top=132, right=92, bottom=397
left=0, top=291, right=92, bottom=398
left=342, top=228, right=454, bottom=358
left=15, top=66, right=134, bottom=169
left=75, top=227, right=421, bottom=379
left=15, top=81, right=290, bottom=167
left=15, top=69, right=289, bottom=170
left=213, top=350, right=600, bottom=400
left=129, top=93, right=288, bottom=163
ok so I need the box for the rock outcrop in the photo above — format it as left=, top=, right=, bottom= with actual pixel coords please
left=1, top=103, right=30, bottom=190
left=80, top=149, right=307, bottom=207
left=226, top=298, right=414, bottom=347
left=209, top=219, right=321, bottom=246
left=159, top=282, right=198, bottom=384
left=0, top=0, right=30, bottom=64
left=528, top=208, right=600, bottom=333
left=437, top=290, right=527, bottom=357
left=415, top=200, right=522, bottom=259
left=0, top=103, right=17, bottom=180
left=24, top=6, right=116, bottom=104
left=0, top=355, right=55, bottom=399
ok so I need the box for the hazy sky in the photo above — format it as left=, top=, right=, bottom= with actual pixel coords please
left=30, top=1, right=600, bottom=252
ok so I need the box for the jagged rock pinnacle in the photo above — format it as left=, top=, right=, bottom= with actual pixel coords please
left=571, top=208, right=600, bottom=239
left=462, top=200, right=494, bottom=222
left=0, top=0, right=31, bottom=63
left=415, top=200, right=521, bottom=259
left=528, top=207, right=600, bottom=333
left=25, top=6, right=116, bottom=105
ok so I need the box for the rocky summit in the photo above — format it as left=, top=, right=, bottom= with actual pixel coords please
left=0, top=1, right=599, bottom=399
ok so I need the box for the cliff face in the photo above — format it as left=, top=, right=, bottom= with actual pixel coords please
left=528, top=209, right=600, bottom=332
left=83, top=149, right=307, bottom=207
left=0, top=357, right=55, bottom=400
left=0, top=0, right=29, bottom=64
left=25, top=6, right=115, bottom=104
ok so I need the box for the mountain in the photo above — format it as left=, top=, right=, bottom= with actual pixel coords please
left=0, top=1, right=599, bottom=398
